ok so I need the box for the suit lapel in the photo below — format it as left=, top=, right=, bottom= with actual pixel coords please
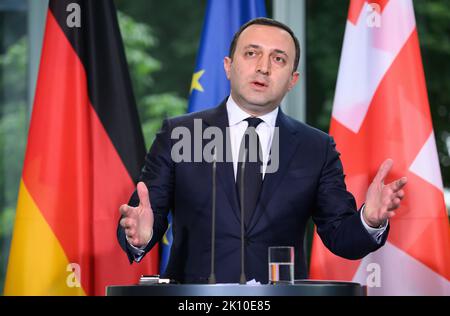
left=202, top=100, right=241, bottom=222
left=247, top=110, right=301, bottom=233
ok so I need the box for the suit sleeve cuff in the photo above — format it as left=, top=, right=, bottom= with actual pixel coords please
left=360, top=205, right=388, bottom=243
left=126, top=229, right=153, bottom=262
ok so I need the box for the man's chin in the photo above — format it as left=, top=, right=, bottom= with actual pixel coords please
left=245, top=101, right=278, bottom=115
left=232, top=93, right=278, bottom=113
left=242, top=94, right=272, bottom=107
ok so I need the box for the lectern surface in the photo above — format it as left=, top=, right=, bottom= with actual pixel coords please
left=106, top=280, right=366, bottom=296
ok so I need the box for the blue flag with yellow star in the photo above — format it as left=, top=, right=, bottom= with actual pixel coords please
left=188, top=0, right=267, bottom=112
left=159, top=0, right=266, bottom=274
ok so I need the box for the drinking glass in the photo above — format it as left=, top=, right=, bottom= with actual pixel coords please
left=268, top=246, right=294, bottom=284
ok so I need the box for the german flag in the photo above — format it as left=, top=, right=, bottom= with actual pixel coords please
left=4, top=0, right=158, bottom=296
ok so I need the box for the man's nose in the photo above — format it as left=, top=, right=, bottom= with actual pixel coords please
left=256, top=55, right=270, bottom=75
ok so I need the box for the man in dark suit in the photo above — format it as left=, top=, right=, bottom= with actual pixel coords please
left=117, top=18, right=407, bottom=284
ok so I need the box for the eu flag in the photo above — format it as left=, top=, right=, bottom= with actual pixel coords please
left=188, top=0, right=267, bottom=112
left=159, top=0, right=266, bottom=274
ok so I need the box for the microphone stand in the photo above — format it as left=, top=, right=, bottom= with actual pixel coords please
left=208, top=150, right=217, bottom=284
left=239, top=149, right=247, bottom=285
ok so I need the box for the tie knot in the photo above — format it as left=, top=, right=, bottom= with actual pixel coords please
left=245, top=117, right=263, bottom=128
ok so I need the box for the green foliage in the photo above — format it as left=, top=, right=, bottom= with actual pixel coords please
left=0, top=106, right=27, bottom=208
left=118, top=11, right=161, bottom=98
left=306, top=0, right=346, bottom=131
left=0, top=36, right=28, bottom=216
left=117, top=11, right=187, bottom=146
left=0, top=38, right=28, bottom=104
left=140, top=93, right=187, bottom=145
left=0, top=208, right=15, bottom=237
left=0, top=36, right=28, bottom=295
left=114, top=0, right=205, bottom=98
left=415, top=1, right=450, bottom=186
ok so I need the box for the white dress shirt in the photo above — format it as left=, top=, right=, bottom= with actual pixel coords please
left=226, top=95, right=277, bottom=180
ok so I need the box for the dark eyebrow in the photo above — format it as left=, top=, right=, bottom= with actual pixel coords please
left=244, top=44, right=261, bottom=50
left=244, top=45, right=289, bottom=58
left=273, top=49, right=288, bottom=57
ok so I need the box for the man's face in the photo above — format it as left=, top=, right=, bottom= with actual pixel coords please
left=224, top=24, right=299, bottom=115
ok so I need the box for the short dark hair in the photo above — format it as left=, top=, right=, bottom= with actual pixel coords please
left=228, top=17, right=300, bottom=72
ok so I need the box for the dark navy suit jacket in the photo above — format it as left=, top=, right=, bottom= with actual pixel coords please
left=117, top=100, right=388, bottom=284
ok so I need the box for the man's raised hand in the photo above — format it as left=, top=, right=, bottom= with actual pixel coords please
left=119, top=182, right=154, bottom=247
left=364, top=159, right=407, bottom=228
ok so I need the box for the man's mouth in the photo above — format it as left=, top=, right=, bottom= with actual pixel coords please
left=251, top=80, right=269, bottom=88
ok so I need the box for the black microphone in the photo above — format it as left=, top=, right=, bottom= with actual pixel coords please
left=239, top=149, right=247, bottom=285
left=208, top=149, right=217, bottom=284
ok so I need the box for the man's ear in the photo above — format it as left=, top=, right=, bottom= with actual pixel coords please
left=288, top=71, right=300, bottom=91
left=223, top=56, right=232, bottom=80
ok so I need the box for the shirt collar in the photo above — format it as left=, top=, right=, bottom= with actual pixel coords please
left=226, top=95, right=278, bottom=127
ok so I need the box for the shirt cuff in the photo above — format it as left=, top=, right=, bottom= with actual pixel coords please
left=360, top=205, right=388, bottom=243
left=126, top=229, right=153, bottom=262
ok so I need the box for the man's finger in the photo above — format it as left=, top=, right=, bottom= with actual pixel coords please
left=388, top=177, right=408, bottom=192
left=373, top=158, right=393, bottom=184
left=120, top=217, right=134, bottom=229
left=126, top=227, right=135, bottom=237
left=396, top=189, right=405, bottom=200
left=385, top=211, right=396, bottom=220
left=119, top=204, right=132, bottom=217
left=389, top=198, right=401, bottom=210
left=137, top=181, right=151, bottom=209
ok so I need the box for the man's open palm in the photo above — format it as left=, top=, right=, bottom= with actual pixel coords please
left=119, top=182, right=154, bottom=247
left=364, top=159, right=407, bottom=227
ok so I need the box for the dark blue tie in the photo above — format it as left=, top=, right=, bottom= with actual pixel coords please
left=236, top=117, right=263, bottom=226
